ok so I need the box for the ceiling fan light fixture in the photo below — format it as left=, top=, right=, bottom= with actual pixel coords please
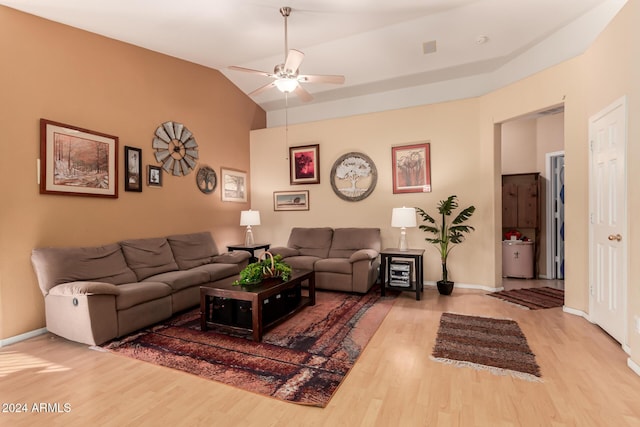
left=275, top=78, right=299, bottom=93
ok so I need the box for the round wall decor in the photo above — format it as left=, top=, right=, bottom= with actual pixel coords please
left=330, top=151, right=377, bottom=201
left=152, top=121, right=198, bottom=176
left=196, top=166, right=217, bottom=194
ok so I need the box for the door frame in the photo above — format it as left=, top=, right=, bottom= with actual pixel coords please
left=545, top=151, right=565, bottom=279
left=588, top=95, right=628, bottom=348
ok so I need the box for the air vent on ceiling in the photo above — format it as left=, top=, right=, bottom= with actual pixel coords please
left=422, top=40, right=437, bottom=55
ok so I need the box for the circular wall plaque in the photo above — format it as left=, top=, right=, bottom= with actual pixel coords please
left=152, top=121, right=199, bottom=176
left=196, top=166, right=217, bottom=194
left=330, top=152, right=377, bottom=201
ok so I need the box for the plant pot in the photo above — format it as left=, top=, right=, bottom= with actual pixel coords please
left=437, top=280, right=454, bottom=295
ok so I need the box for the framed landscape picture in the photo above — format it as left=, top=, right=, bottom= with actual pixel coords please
left=391, top=142, right=431, bottom=194
left=274, top=190, right=309, bottom=211
left=221, top=168, right=247, bottom=202
left=289, top=144, right=320, bottom=185
left=124, top=146, right=142, bottom=192
left=40, top=119, right=118, bottom=198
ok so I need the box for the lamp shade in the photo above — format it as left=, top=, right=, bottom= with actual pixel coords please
left=391, top=207, right=417, bottom=228
left=240, top=210, right=261, bottom=226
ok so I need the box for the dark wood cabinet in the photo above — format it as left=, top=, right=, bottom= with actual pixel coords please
left=502, top=174, right=539, bottom=229
left=501, top=173, right=541, bottom=277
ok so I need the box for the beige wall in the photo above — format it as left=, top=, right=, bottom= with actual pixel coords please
left=501, top=119, right=537, bottom=174
left=250, top=99, right=495, bottom=288
left=251, top=1, right=640, bottom=365
left=0, top=7, right=265, bottom=340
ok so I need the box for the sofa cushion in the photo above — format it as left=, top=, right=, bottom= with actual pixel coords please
left=119, top=238, right=179, bottom=280
left=287, top=227, right=333, bottom=258
left=31, top=244, right=137, bottom=295
left=116, top=282, right=172, bottom=310
left=190, top=263, right=241, bottom=282
left=48, top=281, right=121, bottom=297
left=143, top=269, right=211, bottom=292
left=328, top=228, right=381, bottom=258
left=166, top=232, right=219, bottom=270
left=314, top=258, right=353, bottom=275
left=282, top=255, right=322, bottom=271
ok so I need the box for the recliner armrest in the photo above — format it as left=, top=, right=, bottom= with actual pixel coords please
left=48, top=281, right=120, bottom=296
left=349, top=249, right=379, bottom=263
left=212, top=251, right=251, bottom=264
left=269, top=247, right=300, bottom=258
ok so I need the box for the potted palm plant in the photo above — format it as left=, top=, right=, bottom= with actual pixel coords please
left=416, top=195, right=476, bottom=295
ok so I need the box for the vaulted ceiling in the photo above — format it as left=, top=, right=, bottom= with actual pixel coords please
left=0, top=0, right=627, bottom=126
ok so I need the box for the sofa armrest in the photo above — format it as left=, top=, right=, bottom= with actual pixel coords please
left=212, top=251, right=251, bottom=264
left=48, top=281, right=121, bottom=297
left=349, top=249, right=379, bottom=263
left=269, top=247, right=300, bottom=258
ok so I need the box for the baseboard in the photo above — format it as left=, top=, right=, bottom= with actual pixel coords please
left=0, top=328, right=48, bottom=348
left=562, top=306, right=591, bottom=321
left=628, top=358, right=640, bottom=377
left=424, top=281, right=504, bottom=293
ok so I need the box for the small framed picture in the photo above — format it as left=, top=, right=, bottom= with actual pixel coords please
left=391, top=142, right=431, bottom=194
left=147, top=165, right=162, bottom=187
left=39, top=119, right=118, bottom=198
left=289, top=144, right=320, bottom=185
left=274, top=190, right=310, bottom=211
left=221, top=168, right=247, bottom=202
left=124, top=146, right=142, bottom=192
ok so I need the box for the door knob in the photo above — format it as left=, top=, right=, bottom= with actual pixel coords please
left=608, top=234, right=622, bottom=242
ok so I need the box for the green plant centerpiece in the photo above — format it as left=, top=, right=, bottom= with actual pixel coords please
left=416, top=195, right=476, bottom=295
left=233, top=251, right=292, bottom=286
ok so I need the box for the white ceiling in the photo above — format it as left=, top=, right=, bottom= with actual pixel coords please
left=0, top=0, right=627, bottom=126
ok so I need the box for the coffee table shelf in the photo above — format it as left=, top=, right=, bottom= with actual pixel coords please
left=200, top=269, right=315, bottom=341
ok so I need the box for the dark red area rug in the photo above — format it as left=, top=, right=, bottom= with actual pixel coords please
left=487, top=287, right=564, bottom=310
left=431, top=312, right=541, bottom=381
left=101, top=288, right=396, bottom=407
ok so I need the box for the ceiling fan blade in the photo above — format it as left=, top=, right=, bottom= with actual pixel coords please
left=294, top=85, right=313, bottom=103
left=248, top=81, right=277, bottom=97
left=298, top=74, right=345, bottom=85
left=284, top=49, right=305, bottom=74
left=228, top=66, right=274, bottom=78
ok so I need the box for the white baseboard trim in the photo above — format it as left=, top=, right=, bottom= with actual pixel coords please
left=0, top=328, right=48, bottom=348
left=628, top=358, right=640, bottom=377
left=424, top=281, right=504, bottom=293
left=562, top=306, right=591, bottom=321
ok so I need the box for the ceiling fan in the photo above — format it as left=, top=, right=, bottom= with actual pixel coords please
left=228, top=6, right=345, bottom=102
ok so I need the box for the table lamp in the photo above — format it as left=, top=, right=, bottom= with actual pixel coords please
left=240, top=210, right=261, bottom=246
left=391, top=207, right=417, bottom=251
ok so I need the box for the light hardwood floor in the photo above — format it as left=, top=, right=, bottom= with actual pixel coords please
left=1, top=283, right=639, bottom=427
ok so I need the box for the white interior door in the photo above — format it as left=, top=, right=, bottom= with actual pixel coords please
left=589, top=96, right=627, bottom=344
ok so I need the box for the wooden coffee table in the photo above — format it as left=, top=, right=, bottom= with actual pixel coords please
left=200, top=269, right=315, bottom=341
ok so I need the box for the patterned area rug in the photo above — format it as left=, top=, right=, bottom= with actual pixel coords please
left=487, top=287, right=564, bottom=309
left=101, top=288, right=396, bottom=407
left=431, top=313, right=541, bottom=381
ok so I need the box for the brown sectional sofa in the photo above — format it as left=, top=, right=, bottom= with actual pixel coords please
left=269, top=227, right=381, bottom=293
left=31, top=231, right=250, bottom=346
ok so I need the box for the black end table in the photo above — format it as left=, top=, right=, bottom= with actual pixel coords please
left=379, top=248, right=425, bottom=300
left=227, top=243, right=270, bottom=263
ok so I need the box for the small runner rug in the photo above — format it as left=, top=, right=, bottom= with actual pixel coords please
left=100, top=287, right=396, bottom=407
left=487, top=287, right=564, bottom=309
left=431, top=312, right=541, bottom=381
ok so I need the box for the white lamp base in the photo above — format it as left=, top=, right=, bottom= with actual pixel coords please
left=244, top=226, right=255, bottom=246
left=398, top=227, right=408, bottom=251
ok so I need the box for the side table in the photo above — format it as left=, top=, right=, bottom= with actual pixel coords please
left=227, top=243, right=270, bottom=263
left=379, top=248, right=425, bottom=301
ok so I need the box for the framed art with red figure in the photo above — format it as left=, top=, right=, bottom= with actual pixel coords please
left=392, top=142, right=431, bottom=194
